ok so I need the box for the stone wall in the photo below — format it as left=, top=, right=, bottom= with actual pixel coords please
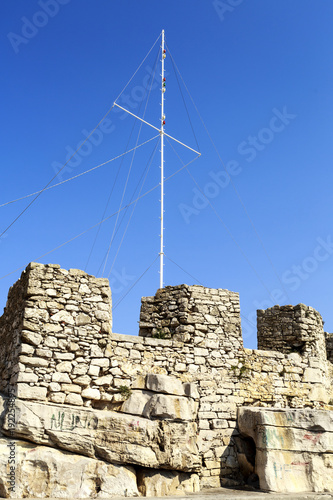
left=326, top=332, right=333, bottom=363
left=1, top=262, right=112, bottom=405
left=257, top=304, right=327, bottom=360
left=0, top=262, right=332, bottom=494
left=0, top=269, right=29, bottom=394
left=139, top=285, right=243, bottom=351
left=238, top=407, right=333, bottom=493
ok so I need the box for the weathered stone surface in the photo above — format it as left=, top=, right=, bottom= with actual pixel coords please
left=19, top=355, right=48, bottom=367
left=146, top=374, right=185, bottom=396
left=137, top=469, right=200, bottom=497
left=121, top=390, right=152, bottom=416
left=16, top=372, right=38, bottom=384
left=0, top=436, right=139, bottom=498
left=76, top=313, right=91, bottom=326
left=2, top=397, right=200, bottom=472
left=238, top=407, right=333, bottom=493
left=81, top=388, right=101, bottom=400
left=1, top=262, right=333, bottom=494
left=143, top=394, right=196, bottom=421
left=51, top=310, right=74, bottom=325
left=15, top=384, right=47, bottom=401
left=21, top=330, right=42, bottom=346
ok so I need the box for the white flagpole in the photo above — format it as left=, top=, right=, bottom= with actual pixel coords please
left=160, top=29, right=166, bottom=289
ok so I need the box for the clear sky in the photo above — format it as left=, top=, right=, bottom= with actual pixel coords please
left=1, top=1, right=333, bottom=349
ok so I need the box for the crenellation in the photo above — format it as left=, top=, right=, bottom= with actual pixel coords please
left=0, top=262, right=332, bottom=496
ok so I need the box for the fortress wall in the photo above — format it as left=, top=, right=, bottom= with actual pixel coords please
left=326, top=332, right=333, bottom=363
left=1, top=262, right=112, bottom=404
left=0, top=267, right=29, bottom=394
left=139, top=284, right=243, bottom=351
left=257, top=304, right=327, bottom=359
left=0, top=263, right=332, bottom=489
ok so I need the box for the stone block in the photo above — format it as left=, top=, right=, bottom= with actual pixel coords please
left=16, top=373, right=38, bottom=384
left=73, top=375, right=91, bottom=386
left=49, top=382, right=61, bottom=392
left=65, top=393, right=83, bottom=406
left=90, top=358, right=109, bottom=368
left=184, top=383, right=200, bottom=400
left=35, top=347, right=53, bottom=358
left=90, top=345, right=104, bottom=357
left=81, top=388, right=101, bottom=400
left=73, top=363, right=89, bottom=375
left=50, top=392, right=66, bottom=404
left=52, top=372, right=71, bottom=384
left=121, top=390, right=153, bottom=416
left=0, top=435, right=138, bottom=499
left=56, top=361, right=72, bottom=373
left=146, top=373, right=185, bottom=396
left=76, top=313, right=91, bottom=326
left=16, top=384, right=47, bottom=401
left=143, top=394, right=195, bottom=421
left=303, top=368, right=323, bottom=383
left=61, top=384, right=82, bottom=394
left=54, top=352, right=75, bottom=360
left=95, top=310, right=110, bottom=321
left=88, top=364, right=100, bottom=376
left=1, top=397, right=200, bottom=472
left=138, top=469, right=200, bottom=497
left=94, top=375, right=113, bottom=386
left=21, top=330, right=43, bottom=346
left=19, top=343, right=35, bottom=355
left=19, top=356, right=49, bottom=368
left=51, top=310, right=74, bottom=325
left=238, top=407, right=333, bottom=493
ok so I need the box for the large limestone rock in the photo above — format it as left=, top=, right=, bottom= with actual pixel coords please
left=2, top=397, right=200, bottom=472
left=146, top=374, right=185, bottom=396
left=0, top=436, right=139, bottom=498
left=238, top=407, right=333, bottom=493
left=137, top=469, right=200, bottom=497
left=121, top=389, right=197, bottom=421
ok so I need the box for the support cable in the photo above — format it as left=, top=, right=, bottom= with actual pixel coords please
left=113, top=33, right=161, bottom=104
left=0, top=136, right=159, bottom=209
left=164, top=254, right=204, bottom=286
left=165, top=136, right=277, bottom=303
left=0, top=32, right=161, bottom=238
left=164, top=253, right=256, bottom=329
left=0, top=104, right=116, bottom=239
left=101, top=44, right=161, bottom=277
left=0, top=154, right=201, bottom=283
left=187, top=169, right=278, bottom=303
left=113, top=255, right=159, bottom=310
left=167, top=49, right=291, bottom=302
left=166, top=42, right=200, bottom=153
left=107, top=139, right=159, bottom=279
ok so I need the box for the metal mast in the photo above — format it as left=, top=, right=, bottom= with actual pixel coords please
left=113, top=30, right=200, bottom=290
left=160, top=29, right=166, bottom=289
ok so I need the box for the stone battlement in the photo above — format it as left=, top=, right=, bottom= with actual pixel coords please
left=0, top=262, right=332, bottom=496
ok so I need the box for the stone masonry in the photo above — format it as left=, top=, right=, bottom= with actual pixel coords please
left=0, top=262, right=332, bottom=496
left=257, top=304, right=327, bottom=359
left=326, top=332, right=333, bottom=363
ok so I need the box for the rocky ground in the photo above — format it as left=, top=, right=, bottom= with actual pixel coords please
left=18, top=488, right=333, bottom=500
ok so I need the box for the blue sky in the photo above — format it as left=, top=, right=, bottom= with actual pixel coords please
left=1, top=1, right=333, bottom=348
